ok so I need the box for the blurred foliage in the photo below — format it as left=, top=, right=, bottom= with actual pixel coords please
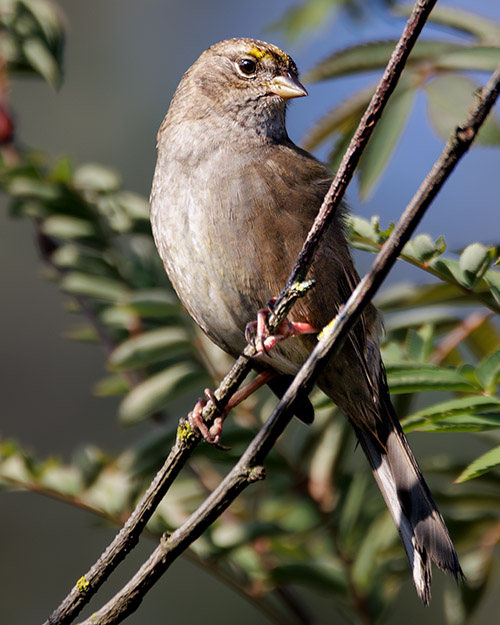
left=0, top=0, right=64, bottom=87
left=268, top=0, right=395, bottom=42
left=1, top=1, right=500, bottom=625
left=299, top=3, right=500, bottom=198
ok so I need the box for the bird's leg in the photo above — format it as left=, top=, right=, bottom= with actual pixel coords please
left=245, top=298, right=317, bottom=356
left=188, top=370, right=277, bottom=445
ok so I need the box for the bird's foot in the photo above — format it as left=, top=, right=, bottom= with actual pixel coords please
left=188, top=388, right=228, bottom=448
left=188, top=371, right=277, bottom=446
left=245, top=299, right=317, bottom=356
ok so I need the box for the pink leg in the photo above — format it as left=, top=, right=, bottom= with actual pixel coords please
left=245, top=301, right=317, bottom=356
left=188, top=371, right=277, bottom=445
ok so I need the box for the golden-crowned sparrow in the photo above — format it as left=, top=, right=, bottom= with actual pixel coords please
left=150, top=38, right=462, bottom=602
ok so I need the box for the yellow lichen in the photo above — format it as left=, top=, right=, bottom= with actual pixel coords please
left=177, top=420, right=197, bottom=442
left=76, top=575, right=90, bottom=593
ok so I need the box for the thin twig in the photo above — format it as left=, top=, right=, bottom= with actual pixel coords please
left=44, top=3, right=440, bottom=624
left=75, top=43, right=500, bottom=625
left=430, top=311, right=494, bottom=364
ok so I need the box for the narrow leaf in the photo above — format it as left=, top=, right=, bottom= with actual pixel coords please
left=73, top=163, right=121, bottom=192
left=22, top=37, right=60, bottom=87
left=108, top=327, right=191, bottom=370
left=302, top=84, right=374, bottom=151
left=386, top=363, right=479, bottom=394
left=94, top=375, right=130, bottom=397
left=475, top=349, right=500, bottom=391
left=41, top=215, right=97, bottom=240
left=119, top=362, right=208, bottom=425
left=459, top=243, right=494, bottom=289
left=60, top=272, right=129, bottom=302
left=358, top=79, right=416, bottom=198
left=423, top=5, right=500, bottom=42
left=305, top=40, right=461, bottom=82
left=455, top=445, right=500, bottom=483
left=401, top=396, right=500, bottom=432
left=426, top=75, right=500, bottom=145
left=410, top=413, right=500, bottom=433
left=268, top=0, right=342, bottom=42
left=406, top=324, right=434, bottom=362
left=436, top=46, right=500, bottom=73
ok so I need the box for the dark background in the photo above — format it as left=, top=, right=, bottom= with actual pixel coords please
left=1, top=1, right=499, bottom=623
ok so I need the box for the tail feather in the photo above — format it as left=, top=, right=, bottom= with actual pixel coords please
left=352, top=401, right=463, bottom=604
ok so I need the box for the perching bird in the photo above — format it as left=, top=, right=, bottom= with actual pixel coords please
left=150, top=37, right=462, bottom=603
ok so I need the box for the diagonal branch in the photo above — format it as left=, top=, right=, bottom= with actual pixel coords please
left=43, top=2, right=441, bottom=624
left=74, top=47, right=500, bottom=625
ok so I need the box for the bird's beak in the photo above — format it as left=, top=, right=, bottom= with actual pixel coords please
left=267, top=73, right=308, bottom=99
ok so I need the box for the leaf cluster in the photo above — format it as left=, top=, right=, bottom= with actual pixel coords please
left=300, top=4, right=500, bottom=197
left=0, top=0, right=64, bottom=87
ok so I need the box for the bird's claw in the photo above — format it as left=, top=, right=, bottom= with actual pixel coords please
left=245, top=301, right=318, bottom=357
left=188, top=388, right=230, bottom=449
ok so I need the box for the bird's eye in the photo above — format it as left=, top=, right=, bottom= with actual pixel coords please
left=237, top=58, right=257, bottom=77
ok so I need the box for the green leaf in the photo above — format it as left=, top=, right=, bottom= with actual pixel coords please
left=455, top=445, right=500, bottom=483
left=403, top=233, right=446, bottom=262
left=410, top=413, right=500, bottom=433
left=115, top=191, right=150, bottom=221
left=118, top=289, right=180, bottom=318
left=459, top=243, right=494, bottom=289
left=484, top=271, right=500, bottom=308
left=422, top=5, right=500, bottom=43
left=444, top=548, right=494, bottom=624
left=475, top=349, right=500, bottom=391
left=94, top=374, right=130, bottom=397
left=63, top=324, right=98, bottom=343
left=358, top=78, right=416, bottom=198
left=60, top=272, right=129, bottom=302
left=22, top=36, right=61, bottom=87
left=51, top=243, right=115, bottom=277
left=82, top=467, right=134, bottom=516
left=108, top=327, right=192, bottom=370
left=426, top=75, right=500, bottom=145
left=302, top=84, right=374, bottom=151
left=338, top=472, right=369, bottom=545
left=385, top=363, right=480, bottom=394
left=430, top=256, right=476, bottom=289
left=119, top=362, right=208, bottom=425
left=401, top=396, right=500, bottom=432
left=7, top=176, right=59, bottom=200
left=73, top=163, right=121, bottom=192
left=305, top=40, right=462, bottom=82
left=0, top=31, right=20, bottom=66
left=39, top=461, right=83, bottom=495
left=352, top=512, right=395, bottom=590
left=465, top=317, right=500, bottom=361
left=328, top=123, right=357, bottom=173
left=271, top=561, right=347, bottom=594
left=406, top=324, right=434, bottom=362
left=268, top=0, right=343, bottom=42
left=436, top=46, right=500, bottom=73
left=19, top=0, right=65, bottom=42
left=40, top=215, right=97, bottom=240
left=50, top=157, right=74, bottom=183
left=96, top=196, right=133, bottom=233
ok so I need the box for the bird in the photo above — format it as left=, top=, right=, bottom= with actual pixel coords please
left=150, top=37, right=462, bottom=603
